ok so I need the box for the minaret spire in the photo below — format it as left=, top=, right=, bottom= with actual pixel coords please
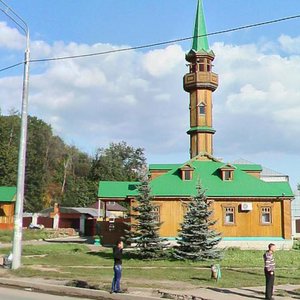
left=183, top=0, right=219, bottom=158
left=192, top=0, right=209, bottom=52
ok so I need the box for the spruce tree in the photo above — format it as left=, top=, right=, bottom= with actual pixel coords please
left=174, top=184, right=222, bottom=261
left=124, top=177, right=166, bottom=259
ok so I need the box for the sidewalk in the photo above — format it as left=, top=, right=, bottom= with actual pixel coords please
left=0, top=268, right=299, bottom=300
left=157, top=284, right=300, bottom=299
left=0, top=273, right=160, bottom=300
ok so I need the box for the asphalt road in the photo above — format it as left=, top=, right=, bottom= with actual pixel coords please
left=0, top=286, right=93, bottom=300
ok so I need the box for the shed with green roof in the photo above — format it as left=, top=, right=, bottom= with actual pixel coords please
left=0, top=186, right=16, bottom=230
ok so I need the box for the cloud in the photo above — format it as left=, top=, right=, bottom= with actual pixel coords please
left=143, top=45, right=184, bottom=77
left=212, top=40, right=300, bottom=155
left=0, top=27, right=300, bottom=162
left=0, top=22, right=25, bottom=50
left=278, top=34, right=300, bottom=54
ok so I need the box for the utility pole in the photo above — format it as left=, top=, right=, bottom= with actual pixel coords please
left=0, top=0, right=30, bottom=269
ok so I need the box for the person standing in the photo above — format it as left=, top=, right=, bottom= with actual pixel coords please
left=263, top=243, right=276, bottom=300
left=111, top=240, right=123, bottom=293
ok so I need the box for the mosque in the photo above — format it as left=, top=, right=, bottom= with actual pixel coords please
left=98, top=0, right=294, bottom=249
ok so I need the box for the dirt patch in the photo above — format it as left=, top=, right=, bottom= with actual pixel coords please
left=124, top=277, right=197, bottom=290
left=28, top=265, right=60, bottom=272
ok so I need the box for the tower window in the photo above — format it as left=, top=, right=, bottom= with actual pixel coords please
left=197, top=58, right=205, bottom=72
left=199, top=63, right=205, bottom=72
left=199, top=103, right=206, bottom=115
left=191, top=64, right=197, bottom=73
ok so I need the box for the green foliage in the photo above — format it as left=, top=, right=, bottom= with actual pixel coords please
left=174, top=184, right=222, bottom=261
left=89, top=141, right=146, bottom=182
left=0, top=112, right=146, bottom=211
left=0, top=114, right=19, bottom=186
left=293, top=240, right=300, bottom=250
left=124, top=178, right=166, bottom=259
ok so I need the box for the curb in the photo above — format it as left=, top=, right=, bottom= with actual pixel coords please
left=0, top=277, right=161, bottom=300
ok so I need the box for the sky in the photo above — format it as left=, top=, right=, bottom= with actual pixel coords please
left=0, top=0, right=300, bottom=189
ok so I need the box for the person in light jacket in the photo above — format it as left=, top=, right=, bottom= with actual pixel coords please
left=263, top=243, right=276, bottom=300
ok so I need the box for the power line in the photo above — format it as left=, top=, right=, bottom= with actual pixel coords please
left=0, top=61, right=23, bottom=72
left=1, top=13, right=300, bottom=73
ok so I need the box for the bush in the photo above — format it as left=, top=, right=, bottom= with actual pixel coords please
left=293, top=240, right=300, bottom=250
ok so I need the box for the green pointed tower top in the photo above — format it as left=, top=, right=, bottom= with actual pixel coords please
left=192, top=0, right=209, bottom=52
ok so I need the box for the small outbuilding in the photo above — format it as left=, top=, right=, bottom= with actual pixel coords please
left=0, top=186, right=16, bottom=230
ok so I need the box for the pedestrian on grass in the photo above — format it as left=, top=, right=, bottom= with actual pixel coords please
left=263, top=243, right=276, bottom=300
left=111, top=240, right=123, bottom=293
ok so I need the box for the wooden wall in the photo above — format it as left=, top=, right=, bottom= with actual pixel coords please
left=152, top=198, right=291, bottom=238
left=0, top=203, right=15, bottom=229
left=153, top=199, right=185, bottom=237
left=212, top=199, right=282, bottom=238
left=281, top=199, right=292, bottom=239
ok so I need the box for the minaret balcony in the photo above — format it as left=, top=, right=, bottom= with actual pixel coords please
left=183, top=72, right=218, bottom=92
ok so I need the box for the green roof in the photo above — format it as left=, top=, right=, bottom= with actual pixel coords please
left=0, top=187, right=16, bottom=202
left=192, top=0, right=209, bottom=52
left=234, top=164, right=263, bottom=172
left=150, top=161, right=293, bottom=198
left=98, top=181, right=139, bottom=198
left=98, top=159, right=293, bottom=199
left=149, top=164, right=181, bottom=170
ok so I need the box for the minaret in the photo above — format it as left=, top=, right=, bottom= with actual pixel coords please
left=184, top=0, right=218, bottom=158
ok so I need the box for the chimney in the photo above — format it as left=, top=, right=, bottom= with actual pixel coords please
left=54, top=203, right=60, bottom=215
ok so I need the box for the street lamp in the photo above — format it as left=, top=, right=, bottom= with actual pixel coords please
left=0, top=0, right=30, bottom=269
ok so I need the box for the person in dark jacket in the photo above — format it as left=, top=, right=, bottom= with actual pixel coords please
left=111, top=240, right=123, bottom=293
left=263, top=243, right=276, bottom=300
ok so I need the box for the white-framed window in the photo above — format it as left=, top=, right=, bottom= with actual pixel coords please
left=261, top=207, right=272, bottom=224
left=153, top=206, right=161, bottom=223
left=224, top=207, right=235, bottom=225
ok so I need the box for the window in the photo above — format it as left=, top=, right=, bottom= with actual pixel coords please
left=220, top=165, right=235, bottom=181
left=190, top=64, right=197, bottom=73
left=197, top=58, right=205, bottom=72
left=224, top=207, right=235, bottom=224
left=181, top=166, right=194, bottom=181
left=153, top=206, right=161, bottom=223
left=224, top=170, right=233, bottom=180
left=199, top=103, right=206, bottom=115
left=184, top=170, right=192, bottom=180
left=261, top=207, right=272, bottom=224
left=207, top=63, right=211, bottom=72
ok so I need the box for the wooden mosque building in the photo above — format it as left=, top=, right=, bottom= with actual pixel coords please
left=98, top=0, right=294, bottom=248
